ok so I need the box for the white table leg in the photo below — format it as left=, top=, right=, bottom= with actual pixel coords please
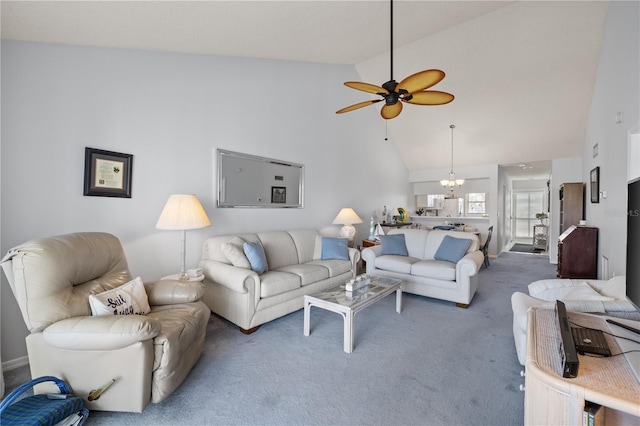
left=396, top=288, right=402, bottom=313
left=304, top=299, right=311, bottom=337
left=344, top=312, right=354, bottom=353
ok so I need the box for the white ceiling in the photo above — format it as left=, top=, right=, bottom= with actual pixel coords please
left=1, top=0, right=611, bottom=180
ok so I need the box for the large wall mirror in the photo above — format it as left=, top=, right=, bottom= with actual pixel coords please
left=217, top=149, right=304, bottom=208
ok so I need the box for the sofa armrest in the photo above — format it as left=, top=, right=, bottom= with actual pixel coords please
left=348, top=247, right=361, bottom=276
left=361, top=246, right=382, bottom=274
left=361, top=246, right=382, bottom=263
left=198, top=259, right=259, bottom=294
left=144, top=279, right=205, bottom=305
left=43, top=315, right=161, bottom=351
left=456, top=251, right=483, bottom=277
left=527, top=278, right=604, bottom=301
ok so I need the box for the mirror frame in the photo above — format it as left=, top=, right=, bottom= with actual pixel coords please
left=216, top=149, right=305, bottom=208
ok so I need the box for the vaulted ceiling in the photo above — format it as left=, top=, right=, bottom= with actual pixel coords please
left=1, top=1, right=610, bottom=180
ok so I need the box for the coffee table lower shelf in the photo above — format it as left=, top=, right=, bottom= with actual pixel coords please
left=303, top=277, right=403, bottom=353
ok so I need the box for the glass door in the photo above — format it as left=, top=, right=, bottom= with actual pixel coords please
left=514, top=191, right=545, bottom=243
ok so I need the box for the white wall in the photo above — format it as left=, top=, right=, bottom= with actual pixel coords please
left=497, top=167, right=512, bottom=253
left=0, top=42, right=410, bottom=364
left=582, top=1, right=639, bottom=279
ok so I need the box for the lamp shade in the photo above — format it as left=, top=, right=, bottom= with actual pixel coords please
left=156, top=194, right=211, bottom=230
left=332, top=208, right=363, bottom=226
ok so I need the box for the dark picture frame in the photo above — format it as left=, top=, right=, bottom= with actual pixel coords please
left=271, top=186, right=286, bottom=204
left=84, top=147, right=133, bottom=198
left=590, top=166, right=600, bottom=203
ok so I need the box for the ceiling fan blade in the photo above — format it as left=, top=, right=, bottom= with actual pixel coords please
left=397, top=69, right=446, bottom=94
left=380, top=102, right=403, bottom=119
left=344, top=81, right=389, bottom=95
left=405, top=90, right=455, bottom=105
left=336, top=99, right=382, bottom=114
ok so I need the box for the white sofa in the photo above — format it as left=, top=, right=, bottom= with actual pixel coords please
left=361, top=228, right=484, bottom=308
left=198, top=229, right=360, bottom=333
left=511, top=276, right=637, bottom=365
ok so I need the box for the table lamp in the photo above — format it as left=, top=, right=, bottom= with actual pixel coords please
left=156, top=194, right=211, bottom=280
left=332, top=208, right=363, bottom=242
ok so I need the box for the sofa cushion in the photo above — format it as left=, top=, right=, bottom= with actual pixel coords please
left=259, top=271, right=301, bottom=297
left=434, top=236, right=471, bottom=263
left=276, top=263, right=329, bottom=286
left=380, top=234, right=408, bottom=256
left=89, top=276, right=150, bottom=316
left=307, top=259, right=352, bottom=277
left=244, top=241, right=269, bottom=274
left=321, top=237, right=349, bottom=260
left=221, top=236, right=251, bottom=269
left=411, top=260, right=457, bottom=281
left=257, top=231, right=300, bottom=270
left=287, top=229, right=319, bottom=264
left=375, top=255, right=418, bottom=274
left=564, top=282, right=615, bottom=301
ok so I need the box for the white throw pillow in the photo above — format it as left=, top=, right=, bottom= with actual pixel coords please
left=89, top=276, right=151, bottom=316
left=563, top=282, right=615, bottom=301
left=312, top=235, right=323, bottom=260
left=221, top=236, right=251, bottom=269
left=595, top=276, right=627, bottom=300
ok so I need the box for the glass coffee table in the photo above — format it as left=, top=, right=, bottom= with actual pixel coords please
left=303, top=276, right=403, bottom=353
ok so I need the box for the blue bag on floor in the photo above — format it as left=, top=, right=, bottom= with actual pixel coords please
left=0, top=376, right=89, bottom=426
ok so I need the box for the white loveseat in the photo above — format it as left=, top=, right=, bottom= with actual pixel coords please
left=198, top=229, right=360, bottom=333
left=361, top=228, right=484, bottom=308
left=511, top=276, right=638, bottom=365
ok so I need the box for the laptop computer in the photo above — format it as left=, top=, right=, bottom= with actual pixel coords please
left=571, top=326, right=611, bottom=357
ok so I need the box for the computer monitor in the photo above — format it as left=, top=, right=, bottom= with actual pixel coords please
left=627, top=178, right=640, bottom=307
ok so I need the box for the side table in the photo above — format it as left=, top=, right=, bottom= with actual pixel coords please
left=161, top=274, right=205, bottom=282
left=362, top=239, right=380, bottom=248
left=360, top=240, right=380, bottom=274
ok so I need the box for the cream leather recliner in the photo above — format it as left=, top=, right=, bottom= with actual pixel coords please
left=1, top=232, right=211, bottom=412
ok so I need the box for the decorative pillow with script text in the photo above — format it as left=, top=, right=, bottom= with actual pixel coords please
left=89, top=276, right=151, bottom=316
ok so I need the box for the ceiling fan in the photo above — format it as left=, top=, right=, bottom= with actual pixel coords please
left=336, top=0, right=454, bottom=120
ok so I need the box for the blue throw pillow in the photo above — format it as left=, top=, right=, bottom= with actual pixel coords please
left=243, top=240, right=268, bottom=274
left=380, top=234, right=408, bottom=256
left=321, top=237, right=349, bottom=260
left=434, top=235, right=472, bottom=263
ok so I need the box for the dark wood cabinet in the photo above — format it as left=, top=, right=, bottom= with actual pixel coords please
left=557, top=225, right=598, bottom=278
left=559, top=182, right=584, bottom=233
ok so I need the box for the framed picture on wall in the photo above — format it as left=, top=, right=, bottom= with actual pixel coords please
left=84, top=147, right=133, bottom=198
left=590, top=166, right=599, bottom=203
left=271, top=186, right=286, bottom=203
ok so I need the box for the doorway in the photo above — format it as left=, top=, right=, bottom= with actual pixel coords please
left=513, top=190, right=546, bottom=244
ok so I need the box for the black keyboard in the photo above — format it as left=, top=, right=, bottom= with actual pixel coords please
left=571, top=327, right=611, bottom=357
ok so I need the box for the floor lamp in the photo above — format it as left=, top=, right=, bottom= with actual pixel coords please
left=156, top=194, right=211, bottom=280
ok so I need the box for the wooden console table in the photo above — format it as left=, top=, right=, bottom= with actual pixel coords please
left=524, top=308, right=639, bottom=425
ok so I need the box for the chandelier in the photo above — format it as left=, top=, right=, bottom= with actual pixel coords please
left=440, top=124, right=464, bottom=191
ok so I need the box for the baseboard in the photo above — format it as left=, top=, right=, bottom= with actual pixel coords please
left=2, top=355, right=29, bottom=371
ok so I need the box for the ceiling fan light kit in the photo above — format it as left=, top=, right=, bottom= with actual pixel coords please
left=336, top=0, right=454, bottom=120
left=441, top=124, right=464, bottom=191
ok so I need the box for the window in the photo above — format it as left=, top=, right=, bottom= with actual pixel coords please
left=466, top=193, right=486, bottom=215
